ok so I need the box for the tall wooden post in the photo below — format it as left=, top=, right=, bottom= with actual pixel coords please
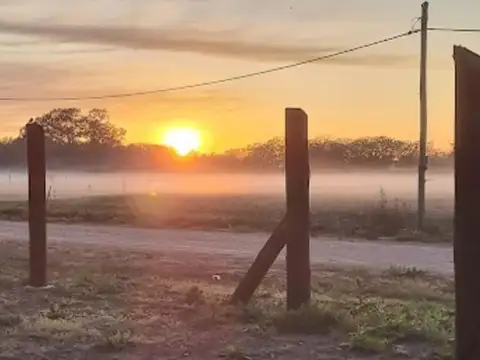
left=453, top=45, right=480, bottom=360
left=285, top=108, right=310, bottom=310
left=26, top=122, right=47, bottom=287
left=417, top=1, right=429, bottom=230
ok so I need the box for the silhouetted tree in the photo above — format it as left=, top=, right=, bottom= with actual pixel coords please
left=84, top=108, right=126, bottom=146
left=20, top=108, right=125, bottom=146
left=0, top=107, right=453, bottom=171
left=242, top=137, right=284, bottom=168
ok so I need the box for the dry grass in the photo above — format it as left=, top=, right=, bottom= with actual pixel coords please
left=0, top=190, right=453, bottom=243
left=0, top=240, right=455, bottom=360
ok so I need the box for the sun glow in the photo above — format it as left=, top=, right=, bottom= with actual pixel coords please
left=162, top=127, right=201, bottom=156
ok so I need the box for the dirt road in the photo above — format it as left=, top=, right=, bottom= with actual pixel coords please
left=0, top=220, right=453, bottom=274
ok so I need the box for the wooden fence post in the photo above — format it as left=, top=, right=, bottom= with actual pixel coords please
left=230, top=217, right=287, bottom=305
left=285, top=108, right=311, bottom=310
left=26, top=122, right=47, bottom=287
left=453, top=45, right=480, bottom=360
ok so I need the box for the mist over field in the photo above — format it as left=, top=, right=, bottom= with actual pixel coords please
left=0, top=169, right=454, bottom=213
left=0, top=109, right=456, bottom=237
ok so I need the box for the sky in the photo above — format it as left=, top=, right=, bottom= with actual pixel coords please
left=0, top=0, right=479, bottom=153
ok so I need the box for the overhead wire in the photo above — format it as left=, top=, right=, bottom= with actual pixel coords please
left=428, top=27, right=480, bottom=33
left=410, top=17, right=421, bottom=32
left=0, top=30, right=419, bottom=102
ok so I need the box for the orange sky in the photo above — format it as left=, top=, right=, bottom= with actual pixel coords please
left=0, top=0, right=478, bottom=152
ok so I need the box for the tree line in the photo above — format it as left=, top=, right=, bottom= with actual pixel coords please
left=0, top=108, right=453, bottom=171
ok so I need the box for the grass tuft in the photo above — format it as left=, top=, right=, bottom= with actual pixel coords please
left=94, top=328, right=136, bottom=352
left=348, top=331, right=389, bottom=353
left=385, top=265, right=430, bottom=279
left=185, top=285, right=206, bottom=305
left=220, top=344, right=252, bottom=360
left=0, top=314, right=22, bottom=327
left=70, top=271, right=129, bottom=296
left=343, top=296, right=453, bottom=355
left=274, top=302, right=352, bottom=335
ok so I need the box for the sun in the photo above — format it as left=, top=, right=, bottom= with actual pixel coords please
left=162, top=127, right=201, bottom=156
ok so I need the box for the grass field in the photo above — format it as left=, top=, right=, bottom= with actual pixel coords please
left=0, top=240, right=454, bottom=360
left=0, top=191, right=453, bottom=243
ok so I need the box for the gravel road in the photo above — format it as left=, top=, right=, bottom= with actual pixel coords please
left=0, top=220, right=454, bottom=275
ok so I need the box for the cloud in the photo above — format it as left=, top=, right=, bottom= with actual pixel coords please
left=0, top=61, right=243, bottom=106
left=0, top=62, right=73, bottom=91
left=0, top=57, right=245, bottom=115
left=0, top=81, right=246, bottom=138
left=0, top=19, right=414, bottom=66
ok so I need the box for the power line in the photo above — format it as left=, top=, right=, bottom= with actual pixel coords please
left=410, top=17, right=421, bottom=32
left=0, top=30, right=419, bottom=102
left=429, top=27, right=480, bottom=33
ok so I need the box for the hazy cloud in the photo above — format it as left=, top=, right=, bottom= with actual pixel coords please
left=0, top=62, right=72, bottom=91
left=0, top=20, right=414, bottom=66
left=0, top=60, right=242, bottom=103
left=0, top=71, right=246, bottom=136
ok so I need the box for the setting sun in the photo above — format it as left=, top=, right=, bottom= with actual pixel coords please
left=162, top=127, right=201, bottom=156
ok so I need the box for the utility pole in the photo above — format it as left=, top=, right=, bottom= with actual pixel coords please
left=418, top=1, right=429, bottom=230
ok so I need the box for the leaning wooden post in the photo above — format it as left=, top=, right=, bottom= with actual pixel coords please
left=26, top=122, right=47, bottom=287
left=230, top=217, right=287, bottom=305
left=453, top=45, right=480, bottom=360
left=285, top=108, right=311, bottom=310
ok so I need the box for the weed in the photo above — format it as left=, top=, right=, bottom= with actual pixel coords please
left=220, top=345, right=252, bottom=360
left=0, top=314, right=22, bottom=327
left=363, top=188, right=412, bottom=238
left=235, top=303, right=269, bottom=325
left=26, top=315, right=87, bottom=341
left=385, top=265, right=430, bottom=280
left=96, top=328, right=135, bottom=352
left=346, top=296, right=453, bottom=347
left=349, top=331, right=389, bottom=353
left=185, top=285, right=206, bottom=305
left=44, top=302, right=70, bottom=320
left=260, top=293, right=454, bottom=354
left=70, top=271, right=127, bottom=296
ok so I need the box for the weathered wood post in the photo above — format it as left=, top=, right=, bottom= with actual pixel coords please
left=285, top=108, right=311, bottom=310
left=230, top=217, right=287, bottom=305
left=453, top=45, right=480, bottom=360
left=26, top=122, right=47, bottom=287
